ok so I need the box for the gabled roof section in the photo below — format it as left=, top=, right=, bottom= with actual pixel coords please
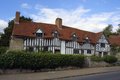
left=12, top=22, right=57, bottom=38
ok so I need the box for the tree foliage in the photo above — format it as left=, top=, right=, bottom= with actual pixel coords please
left=111, top=44, right=120, bottom=56
left=0, top=16, right=32, bottom=47
left=103, top=24, right=113, bottom=37
left=116, top=24, right=120, bottom=35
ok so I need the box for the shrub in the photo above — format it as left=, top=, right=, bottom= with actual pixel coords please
left=0, top=47, right=8, bottom=55
left=0, top=51, right=85, bottom=70
left=103, top=55, right=118, bottom=64
left=90, top=55, right=103, bottom=62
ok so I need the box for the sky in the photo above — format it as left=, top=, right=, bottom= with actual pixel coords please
left=0, top=0, right=120, bottom=33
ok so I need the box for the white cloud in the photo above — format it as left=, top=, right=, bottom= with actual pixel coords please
left=21, top=3, right=31, bottom=9
left=0, top=19, right=8, bottom=33
left=29, top=6, right=120, bottom=32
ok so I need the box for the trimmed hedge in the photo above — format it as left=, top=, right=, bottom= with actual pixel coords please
left=103, top=55, right=118, bottom=64
left=90, top=56, right=103, bottom=62
left=0, top=47, right=8, bottom=54
left=0, top=51, right=85, bottom=70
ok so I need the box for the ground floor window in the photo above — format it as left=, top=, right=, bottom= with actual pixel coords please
left=99, top=52, right=102, bottom=57
left=43, top=46, right=48, bottom=51
left=73, top=49, right=79, bottom=54
left=81, top=50, right=84, bottom=54
left=26, top=47, right=34, bottom=52
left=87, top=49, right=91, bottom=54
left=103, top=52, right=108, bottom=56
left=55, top=49, right=60, bottom=54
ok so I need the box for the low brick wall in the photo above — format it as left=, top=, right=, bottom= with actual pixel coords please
left=0, top=67, right=81, bottom=74
left=90, top=61, right=110, bottom=67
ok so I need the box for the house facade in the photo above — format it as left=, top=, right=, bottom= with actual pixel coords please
left=10, top=12, right=111, bottom=57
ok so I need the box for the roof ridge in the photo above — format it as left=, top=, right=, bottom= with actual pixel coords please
left=62, top=25, right=97, bottom=34
left=19, top=21, right=102, bottom=34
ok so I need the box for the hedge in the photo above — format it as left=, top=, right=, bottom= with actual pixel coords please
left=90, top=55, right=103, bottom=62
left=103, top=55, right=118, bottom=64
left=0, top=47, right=8, bottom=55
left=0, top=51, right=85, bottom=70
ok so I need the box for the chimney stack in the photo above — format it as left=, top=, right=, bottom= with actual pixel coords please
left=14, top=11, right=20, bottom=24
left=55, top=18, right=62, bottom=29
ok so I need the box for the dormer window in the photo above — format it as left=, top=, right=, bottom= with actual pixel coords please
left=72, top=33, right=77, bottom=41
left=86, top=37, right=89, bottom=39
left=36, top=29, right=43, bottom=37
left=53, top=30, right=59, bottom=38
left=84, top=37, right=90, bottom=43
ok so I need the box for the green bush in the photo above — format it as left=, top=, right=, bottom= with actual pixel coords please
left=0, top=47, right=8, bottom=55
left=90, top=55, right=103, bottom=62
left=103, top=55, right=118, bottom=64
left=0, top=51, right=85, bottom=70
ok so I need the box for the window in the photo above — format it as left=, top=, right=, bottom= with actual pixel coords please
left=72, top=33, right=77, bottom=41
left=73, top=49, right=79, bottom=54
left=36, top=33, right=43, bottom=37
left=27, top=47, right=34, bottom=52
left=87, top=49, right=91, bottom=54
left=99, top=52, right=102, bottom=57
left=84, top=39, right=89, bottom=43
left=84, top=37, right=90, bottom=43
left=103, top=52, right=107, bottom=56
left=43, top=46, right=48, bottom=51
left=81, top=50, right=84, bottom=54
left=55, top=49, right=60, bottom=54
left=101, top=43, right=105, bottom=48
left=53, top=31, right=58, bottom=38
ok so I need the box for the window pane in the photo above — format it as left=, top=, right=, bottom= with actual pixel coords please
left=87, top=49, right=91, bottom=54
left=43, top=46, right=48, bottom=51
left=36, top=33, right=42, bottom=37
left=73, top=49, right=79, bottom=54
left=27, top=47, right=34, bottom=52
left=81, top=50, right=84, bottom=54
left=55, top=49, right=60, bottom=54
left=54, top=33, right=58, bottom=38
left=101, top=43, right=105, bottom=47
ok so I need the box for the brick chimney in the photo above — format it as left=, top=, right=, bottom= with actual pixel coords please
left=55, top=18, right=62, bottom=29
left=14, top=11, right=20, bottom=24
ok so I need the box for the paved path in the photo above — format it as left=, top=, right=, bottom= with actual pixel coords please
left=0, top=66, right=120, bottom=80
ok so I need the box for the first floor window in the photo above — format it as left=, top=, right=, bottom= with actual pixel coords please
left=87, top=49, right=91, bottom=54
left=73, top=49, right=79, bottom=54
left=101, top=43, right=105, bottom=48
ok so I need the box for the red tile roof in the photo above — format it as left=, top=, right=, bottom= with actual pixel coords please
left=108, top=35, right=120, bottom=46
left=12, top=22, right=103, bottom=44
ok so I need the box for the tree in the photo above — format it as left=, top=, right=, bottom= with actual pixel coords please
left=103, top=24, right=113, bottom=37
left=0, top=16, right=32, bottom=47
left=116, top=24, right=120, bottom=35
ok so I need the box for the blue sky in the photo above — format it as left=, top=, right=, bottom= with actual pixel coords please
left=0, top=0, right=120, bottom=32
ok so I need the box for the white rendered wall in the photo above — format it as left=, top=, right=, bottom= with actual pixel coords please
left=61, top=41, right=65, bottom=54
